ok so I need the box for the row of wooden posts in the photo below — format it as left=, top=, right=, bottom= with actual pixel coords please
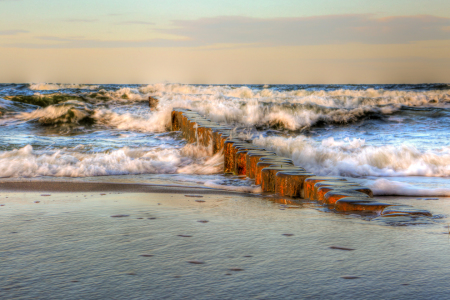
left=171, top=108, right=432, bottom=217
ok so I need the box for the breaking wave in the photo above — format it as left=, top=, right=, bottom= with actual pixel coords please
left=253, top=135, right=450, bottom=177
left=17, top=101, right=95, bottom=125
left=5, top=83, right=450, bottom=131
left=367, top=179, right=450, bottom=197
left=0, top=144, right=223, bottom=178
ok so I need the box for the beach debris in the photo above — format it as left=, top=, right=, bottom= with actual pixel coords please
left=282, top=233, right=294, bottom=236
left=195, top=199, right=206, bottom=203
left=178, top=234, right=192, bottom=237
left=40, top=194, right=51, bottom=196
left=187, top=260, right=205, bottom=264
left=0, top=204, right=4, bottom=206
left=341, top=275, right=360, bottom=279
left=197, top=220, right=209, bottom=223
left=148, top=217, right=156, bottom=220
left=225, top=273, right=232, bottom=276
left=424, top=198, right=439, bottom=200
left=185, top=195, right=204, bottom=198
left=139, top=254, right=154, bottom=257
left=329, top=246, right=355, bottom=251
left=137, top=217, right=143, bottom=219
left=110, top=214, right=130, bottom=218
left=34, top=201, right=40, bottom=204
left=229, top=268, right=244, bottom=271
left=100, top=193, right=106, bottom=195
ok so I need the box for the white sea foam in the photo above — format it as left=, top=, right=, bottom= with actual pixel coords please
left=19, top=83, right=450, bottom=132
left=204, top=180, right=263, bottom=193
left=368, top=179, right=450, bottom=197
left=92, top=108, right=170, bottom=132
left=139, top=83, right=450, bottom=106
left=0, top=144, right=223, bottom=178
left=253, top=135, right=450, bottom=177
left=132, top=83, right=450, bottom=130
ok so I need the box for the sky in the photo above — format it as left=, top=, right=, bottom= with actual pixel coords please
left=0, top=0, right=450, bottom=84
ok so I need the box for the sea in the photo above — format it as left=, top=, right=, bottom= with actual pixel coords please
left=1, top=82, right=450, bottom=196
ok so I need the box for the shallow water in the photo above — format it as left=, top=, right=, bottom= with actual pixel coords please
left=1, top=192, right=450, bottom=299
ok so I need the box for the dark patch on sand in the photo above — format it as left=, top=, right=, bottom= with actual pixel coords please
left=329, top=246, right=355, bottom=251
left=188, top=260, right=205, bottom=264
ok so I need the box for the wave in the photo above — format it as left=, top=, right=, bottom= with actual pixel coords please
left=0, top=98, right=39, bottom=114
left=12, top=100, right=174, bottom=131
left=17, top=101, right=95, bottom=125
left=253, top=135, right=450, bottom=177
left=0, top=144, right=223, bottom=178
left=7, top=83, right=450, bottom=132
left=135, top=83, right=450, bottom=130
left=140, top=83, right=450, bottom=106
left=19, top=83, right=450, bottom=109
left=367, top=179, right=450, bottom=197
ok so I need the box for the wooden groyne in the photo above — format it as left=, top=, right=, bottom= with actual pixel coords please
left=171, top=108, right=432, bottom=219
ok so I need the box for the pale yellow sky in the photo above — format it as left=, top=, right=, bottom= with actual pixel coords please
left=1, top=0, right=450, bottom=84
left=1, top=41, right=448, bottom=84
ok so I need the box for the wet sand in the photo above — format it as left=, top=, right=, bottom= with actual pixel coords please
left=0, top=180, right=243, bottom=195
left=1, top=182, right=450, bottom=299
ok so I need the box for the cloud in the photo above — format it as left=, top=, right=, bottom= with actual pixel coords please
left=2, top=14, right=450, bottom=48
left=0, top=29, right=28, bottom=35
left=161, top=14, right=450, bottom=46
left=115, top=21, right=155, bottom=25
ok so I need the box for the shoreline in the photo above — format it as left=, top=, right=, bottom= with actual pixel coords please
left=0, top=180, right=248, bottom=196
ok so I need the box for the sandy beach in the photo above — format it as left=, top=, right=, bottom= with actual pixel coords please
left=1, top=181, right=450, bottom=299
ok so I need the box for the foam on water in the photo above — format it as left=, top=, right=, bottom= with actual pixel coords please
left=204, top=180, right=263, bottom=193
left=367, top=178, right=450, bottom=196
left=253, top=135, right=450, bottom=177
left=7, top=83, right=450, bottom=132
left=137, top=83, right=450, bottom=130
left=0, top=144, right=223, bottom=178
left=2, top=82, right=450, bottom=196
